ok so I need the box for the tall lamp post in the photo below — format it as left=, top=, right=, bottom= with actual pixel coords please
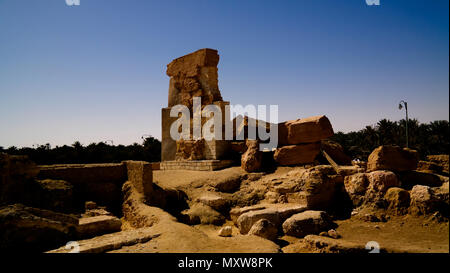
left=398, top=100, right=408, bottom=148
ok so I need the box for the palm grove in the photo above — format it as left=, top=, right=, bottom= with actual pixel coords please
left=1, top=119, right=448, bottom=165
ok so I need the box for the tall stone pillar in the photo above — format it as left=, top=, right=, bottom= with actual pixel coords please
left=161, top=48, right=231, bottom=162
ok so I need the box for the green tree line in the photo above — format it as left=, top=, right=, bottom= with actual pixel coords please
left=0, top=136, right=161, bottom=165
left=1, top=119, right=448, bottom=164
left=331, top=119, right=449, bottom=160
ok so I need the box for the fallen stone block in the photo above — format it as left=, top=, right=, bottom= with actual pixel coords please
left=229, top=204, right=267, bottom=223
left=384, top=187, right=410, bottom=215
left=32, top=179, right=74, bottom=213
left=397, top=170, right=443, bottom=189
left=282, top=210, right=336, bottom=238
left=427, top=155, right=449, bottom=175
left=196, top=193, right=229, bottom=212
left=301, top=235, right=379, bottom=253
left=180, top=203, right=225, bottom=225
left=367, top=145, right=418, bottom=172
left=278, top=115, right=334, bottom=145
left=273, top=142, right=321, bottom=166
left=77, top=215, right=122, bottom=238
left=248, top=219, right=278, bottom=241
left=0, top=204, right=78, bottom=252
left=235, top=203, right=307, bottom=234
left=47, top=228, right=160, bottom=253
left=409, top=184, right=448, bottom=216
left=241, top=139, right=263, bottom=172
left=218, top=226, right=233, bottom=237
left=344, top=173, right=368, bottom=207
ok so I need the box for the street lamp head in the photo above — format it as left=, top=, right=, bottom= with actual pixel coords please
left=398, top=103, right=403, bottom=110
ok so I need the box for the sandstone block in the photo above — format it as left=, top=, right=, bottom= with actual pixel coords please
left=366, top=170, right=400, bottom=193
left=409, top=185, right=436, bottom=215
left=273, top=142, right=321, bottom=166
left=241, top=139, right=262, bottom=172
left=278, top=115, right=334, bottom=145
left=124, top=161, right=153, bottom=199
left=161, top=107, right=178, bottom=161
left=427, top=155, right=449, bottom=175
left=367, top=145, right=418, bottom=172
left=397, top=170, right=443, bottom=189
left=344, top=173, right=368, bottom=207
left=196, top=193, right=229, bottom=212
left=384, top=187, right=410, bottom=215
left=248, top=219, right=278, bottom=241
left=181, top=203, right=225, bottom=226
left=218, top=226, right=232, bottom=237
left=0, top=204, right=78, bottom=252
left=166, top=49, right=222, bottom=109
left=33, top=179, right=74, bottom=213
left=236, top=204, right=307, bottom=234
left=282, top=210, right=335, bottom=238
left=77, top=215, right=122, bottom=239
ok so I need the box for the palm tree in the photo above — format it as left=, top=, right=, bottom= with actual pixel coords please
left=376, top=119, right=396, bottom=145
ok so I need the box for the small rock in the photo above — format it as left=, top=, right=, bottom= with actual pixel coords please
left=218, top=226, right=232, bottom=237
left=196, top=193, right=229, bottom=212
left=277, top=195, right=288, bottom=204
left=181, top=203, right=225, bottom=226
left=248, top=219, right=278, bottom=241
left=282, top=210, right=336, bottom=238
left=85, top=201, right=98, bottom=210
left=327, top=229, right=340, bottom=239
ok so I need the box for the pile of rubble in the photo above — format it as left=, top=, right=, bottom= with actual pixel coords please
left=176, top=144, right=448, bottom=246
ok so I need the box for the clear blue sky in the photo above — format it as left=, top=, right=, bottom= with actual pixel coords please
left=0, top=0, right=448, bottom=148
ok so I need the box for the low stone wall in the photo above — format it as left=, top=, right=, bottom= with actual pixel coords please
left=37, top=162, right=160, bottom=215
left=37, top=163, right=127, bottom=215
left=38, top=163, right=127, bottom=184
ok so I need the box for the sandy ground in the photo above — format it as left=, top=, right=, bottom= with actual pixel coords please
left=333, top=215, right=449, bottom=253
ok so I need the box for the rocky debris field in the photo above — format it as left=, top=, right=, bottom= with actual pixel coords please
left=0, top=148, right=448, bottom=253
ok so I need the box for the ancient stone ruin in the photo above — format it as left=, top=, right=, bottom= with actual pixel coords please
left=0, top=49, right=448, bottom=254
left=161, top=49, right=232, bottom=170
left=161, top=49, right=336, bottom=173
